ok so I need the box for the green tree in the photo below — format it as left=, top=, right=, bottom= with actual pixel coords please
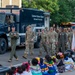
left=51, top=0, right=74, bottom=25
left=22, top=0, right=59, bottom=13
left=66, top=0, right=75, bottom=22
left=22, top=0, right=75, bottom=25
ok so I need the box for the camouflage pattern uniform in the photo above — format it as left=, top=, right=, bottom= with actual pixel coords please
left=9, top=31, right=19, bottom=60
left=39, top=30, right=49, bottom=55
left=23, top=26, right=35, bottom=58
left=67, top=31, right=73, bottom=50
left=48, top=30, right=58, bottom=56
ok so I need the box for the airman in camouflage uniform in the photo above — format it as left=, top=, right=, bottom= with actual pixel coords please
left=8, top=26, right=19, bottom=62
left=23, top=25, right=35, bottom=59
left=39, top=29, right=49, bottom=56
left=67, top=28, right=73, bottom=50
left=45, top=27, right=49, bottom=34
left=64, top=28, right=68, bottom=50
left=48, top=27, right=58, bottom=56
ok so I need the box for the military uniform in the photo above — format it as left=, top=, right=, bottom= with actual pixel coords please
left=58, top=32, right=67, bottom=52
left=9, top=31, right=19, bottom=61
left=39, top=31, right=49, bottom=55
left=23, top=26, right=35, bottom=58
left=67, top=31, right=73, bottom=50
left=48, top=31, right=58, bottom=56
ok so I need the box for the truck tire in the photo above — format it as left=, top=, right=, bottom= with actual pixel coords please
left=0, top=38, right=7, bottom=54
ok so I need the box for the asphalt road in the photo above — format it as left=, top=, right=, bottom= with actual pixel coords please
left=0, top=47, right=75, bottom=75
left=0, top=48, right=45, bottom=67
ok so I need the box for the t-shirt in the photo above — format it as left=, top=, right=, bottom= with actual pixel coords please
left=30, top=65, right=42, bottom=75
left=46, top=61, right=57, bottom=75
left=15, top=73, right=23, bottom=75
left=22, top=70, right=32, bottom=75
left=39, top=63, right=50, bottom=75
left=64, top=57, right=74, bottom=70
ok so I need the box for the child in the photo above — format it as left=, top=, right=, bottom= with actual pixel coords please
left=51, top=56, right=58, bottom=72
left=22, top=62, right=32, bottom=75
left=39, top=58, right=50, bottom=75
left=56, top=52, right=65, bottom=73
left=64, top=53, right=75, bottom=71
left=45, top=55, right=57, bottom=75
left=16, top=66, right=23, bottom=75
left=30, top=58, right=42, bottom=75
left=6, top=69, right=13, bottom=75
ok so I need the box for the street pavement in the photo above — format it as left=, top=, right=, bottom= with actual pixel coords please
left=0, top=47, right=75, bottom=75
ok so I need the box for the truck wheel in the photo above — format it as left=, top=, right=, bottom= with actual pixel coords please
left=0, top=38, right=7, bottom=54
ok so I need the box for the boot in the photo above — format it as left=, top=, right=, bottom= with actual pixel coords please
left=30, top=52, right=34, bottom=55
left=22, top=53, right=27, bottom=59
left=38, top=51, right=42, bottom=56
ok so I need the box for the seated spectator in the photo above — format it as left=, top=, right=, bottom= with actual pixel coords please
left=30, top=58, right=42, bottom=75
left=64, top=53, right=75, bottom=71
left=22, top=62, right=32, bottom=75
left=51, top=56, right=58, bottom=72
left=16, top=66, right=23, bottom=75
left=35, top=57, right=40, bottom=64
left=45, top=55, right=57, bottom=75
left=6, top=69, right=13, bottom=75
left=56, top=52, right=65, bottom=73
left=39, top=58, right=50, bottom=75
left=11, top=67, right=16, bottom=75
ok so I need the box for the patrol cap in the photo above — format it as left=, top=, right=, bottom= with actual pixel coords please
left=12, top=25, right=15, bottom=28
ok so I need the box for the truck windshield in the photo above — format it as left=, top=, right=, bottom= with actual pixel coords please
left=0, top=13, right=5, bottom=25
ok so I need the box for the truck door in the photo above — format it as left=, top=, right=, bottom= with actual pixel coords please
left=4, top=14, right=15, bottom=33
left=4, top=14, right=20, bottom=47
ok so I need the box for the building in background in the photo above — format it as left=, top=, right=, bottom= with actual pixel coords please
left=0, top=0, right=22, bottom=8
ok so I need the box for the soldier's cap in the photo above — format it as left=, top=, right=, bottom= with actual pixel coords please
left=26, top=25, right=31, bottom=29
left=12, top=25, right=15, bottom=28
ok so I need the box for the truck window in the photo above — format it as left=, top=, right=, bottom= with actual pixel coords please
left=0, top=13, right=5, bottom=25
left=5, top=15, right=15, bottom=25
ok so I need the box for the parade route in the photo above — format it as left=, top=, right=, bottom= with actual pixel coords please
left=0, top=48, right=75, bottom=75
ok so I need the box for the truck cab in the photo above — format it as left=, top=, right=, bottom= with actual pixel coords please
left=0, top=12, right=16, bottom=54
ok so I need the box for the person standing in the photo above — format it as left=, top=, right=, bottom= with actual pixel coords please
left=39, top=29, right=49, bottom=56
left=67, top=28, right=73, bottom=50
left=72, top=26, right=75, bottom=51
left=58, top=28, right=67, bottom=53
left=8, top=26, right=19, bottom=62
left=48, top=27, right=58, bottom=56
left=64, top=28, right=68, bottom=50
left=23, top=25, right=35, bottom=59
left=36, top=29, right=41, bottom=48
left=45, top=27, right=49, bottom=34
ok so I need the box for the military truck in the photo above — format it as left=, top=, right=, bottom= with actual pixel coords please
left=0, top=8, right=50, bottom=54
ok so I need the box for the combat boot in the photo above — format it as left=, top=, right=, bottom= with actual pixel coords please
left=22, top=53, right=27, bottom=59
left=38, top=51, right=42, bottom=56
left=30, top=52, right=34, bottom=55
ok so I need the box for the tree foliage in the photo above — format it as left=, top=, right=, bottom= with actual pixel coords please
left=22, top=0, right=59, bottom=13
left=22, top=0, right=75, bottom=25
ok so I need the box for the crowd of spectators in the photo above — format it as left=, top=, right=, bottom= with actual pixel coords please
left=6, top=52, right=75, bottom=75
